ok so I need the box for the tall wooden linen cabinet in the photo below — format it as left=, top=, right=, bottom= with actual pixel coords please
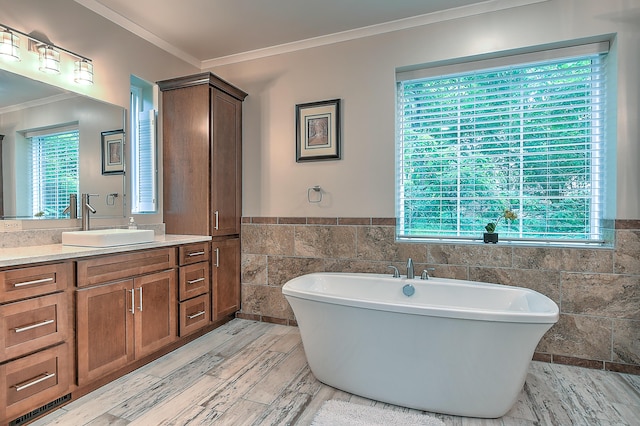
left=158, top=73, right=247, bottom=322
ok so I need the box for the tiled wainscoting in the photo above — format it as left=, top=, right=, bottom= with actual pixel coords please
left=239, top=217, right=640, bottom=375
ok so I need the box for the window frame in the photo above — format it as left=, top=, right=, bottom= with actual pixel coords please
left=395, top=42, right=611, bottom=246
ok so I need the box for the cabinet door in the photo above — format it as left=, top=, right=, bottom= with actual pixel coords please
left=162, top=84, right=211, bottom=236
left=134, top=270, right=177, bottom=359
left=76, top=280, right=134, bottom=385
left=212, top=238, right=240, bottom=320
left=211, top=88, right=242, bottom=237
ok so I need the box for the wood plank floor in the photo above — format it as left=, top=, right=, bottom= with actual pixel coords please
left=33, top=319, right=640, bottom=425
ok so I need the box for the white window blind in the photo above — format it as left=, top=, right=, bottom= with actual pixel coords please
left=396, top=45, right=608, bottom=243
left=130, top=82, right=157, bottom=214
left=29, top=128, right=79, bottom=219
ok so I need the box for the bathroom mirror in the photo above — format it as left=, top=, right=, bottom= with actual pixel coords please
left=0, top=69, right=126, bottom=220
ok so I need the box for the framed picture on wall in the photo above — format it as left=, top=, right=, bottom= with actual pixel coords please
left=101, top=129, right=125, bottom=174
left=296, top=98, right=341, bottom=162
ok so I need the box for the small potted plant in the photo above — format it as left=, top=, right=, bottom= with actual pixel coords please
left=484, top=209, right=517, bottom=243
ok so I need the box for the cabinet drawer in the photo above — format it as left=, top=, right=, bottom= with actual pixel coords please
left=77, top=248, right=176, bottom=287
left=179, top=242, right=210, bottom=266
left=0, top=263, right=71, bottom=303
left=0, top=343, right=70, bottom=422
left=179, top=294, right=210, bottom=336
left=179, top=262, right=210, bottom=301
left=0, top=293, right=68, bottom=362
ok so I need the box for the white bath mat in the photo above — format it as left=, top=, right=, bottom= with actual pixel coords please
left=311, top=400, right=445, bottom=426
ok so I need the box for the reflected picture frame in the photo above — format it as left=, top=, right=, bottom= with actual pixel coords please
left=296, top=98, right=341, bottom=162
left=101, top=129, right=125, bottom=174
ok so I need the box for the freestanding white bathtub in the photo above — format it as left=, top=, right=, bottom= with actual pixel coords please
left=282, top=272, right=559, bottom=418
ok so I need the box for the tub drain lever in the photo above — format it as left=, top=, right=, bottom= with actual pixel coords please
left=402, top=283, right=415, bottom=297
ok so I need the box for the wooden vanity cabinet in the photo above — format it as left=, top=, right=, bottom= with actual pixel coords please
left=76, top=249, right=177, bottom=385
left=0, top=262, right=72, bottom=423
left=212, top=238, right=241, bottom=321
left=159, top=73, right=246, bottom=238
left=178, top=242, right=211, bottom=336
left=159, top=72, right=246, bottom=321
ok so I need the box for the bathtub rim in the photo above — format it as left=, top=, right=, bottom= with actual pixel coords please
left=282, top=272, right=559, bottom=324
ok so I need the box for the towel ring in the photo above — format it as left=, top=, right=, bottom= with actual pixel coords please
left=308, top=186, right=322, bottom=203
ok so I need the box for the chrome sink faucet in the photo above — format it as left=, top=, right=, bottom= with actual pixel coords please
left=63, top=193, right=78, bottom=219
left=406, top=258, right=415, bottom=279
left=81, top=193, right=98, bottom=231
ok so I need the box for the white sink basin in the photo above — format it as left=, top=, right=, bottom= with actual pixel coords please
left=62, top=229, right=155, bottom=247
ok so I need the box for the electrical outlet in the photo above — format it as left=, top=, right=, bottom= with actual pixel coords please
left=2, top=220, right=22, bottom=232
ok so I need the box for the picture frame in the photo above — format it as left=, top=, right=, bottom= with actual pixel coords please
left=101, top=129, right=125, bottom=174
left=296, top=99, right=341, bottom=162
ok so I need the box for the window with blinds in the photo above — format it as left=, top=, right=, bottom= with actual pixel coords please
left=29, top=128, right=79, bottom=219
left=396, top=43, right=609, bottom=244
left=130, top=80, right=157, bottom=214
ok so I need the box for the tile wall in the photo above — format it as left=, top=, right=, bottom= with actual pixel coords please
left=239, top=217, right=640, bottom=375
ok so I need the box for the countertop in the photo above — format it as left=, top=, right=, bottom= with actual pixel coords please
left=0, top=234, right=212, bottom=268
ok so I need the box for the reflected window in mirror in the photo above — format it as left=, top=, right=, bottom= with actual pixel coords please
left=130, top=75, right=157, bottom=213
left=26, top=125, right=79, bottom=218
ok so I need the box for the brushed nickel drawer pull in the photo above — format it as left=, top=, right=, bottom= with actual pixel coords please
left=214, top=248, right=220, bottom=268
left=13, top=277, right=54, bottom=288
left=187, top=311, right=206, bottom=319
left=187, top=277, right=205, bottom=285
left=214, top=211, right=219, bottom=230
left=187, top=251, right=205, bottom=257
left=14, top=319, right=55, bottom=333
left=13, top=372, right=56, bottom=391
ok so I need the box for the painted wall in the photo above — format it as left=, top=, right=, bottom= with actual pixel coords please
left=210, top=0, right=640, bottom=220
left=0, top=0, right=199, bottom=229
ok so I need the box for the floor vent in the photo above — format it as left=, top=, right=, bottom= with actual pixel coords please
left=9, top=393, right=71, bottom=425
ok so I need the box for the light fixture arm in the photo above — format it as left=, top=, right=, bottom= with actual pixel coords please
left=0, top=22, right=91, bottom=62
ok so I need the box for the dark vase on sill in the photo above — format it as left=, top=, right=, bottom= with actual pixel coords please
left=483, top=232, right=499, bottom=244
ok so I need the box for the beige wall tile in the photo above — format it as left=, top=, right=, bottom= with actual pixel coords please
left=240, top=219, right=640, bottom=369
left=561, top=249, right=614, bottom=273
left=242, top=224, right=295, bottom=256
left=241, top=254, right=267, bottom=285
left=241, top=283, right=295, bottom=320
left=266, top=256, right=325, bottom=287
left=562, top=273, right=640, bottom=319
left=294, top=225, right=356, bottom=258
left=356, top=226, right=426, bottom=262
left=513, top=247, right=564, bottom=271
left=615, top=230, right=640, bottom=274
left=613, top=319, right=640, bottom=365
left=538, top=314, right=612, bottom=360
left=469, top=267, right=561, bottom=304
left=428, top=244, right=511, bottom=267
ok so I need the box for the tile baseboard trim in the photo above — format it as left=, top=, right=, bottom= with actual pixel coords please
left=534, top=352, right=640, bottom=375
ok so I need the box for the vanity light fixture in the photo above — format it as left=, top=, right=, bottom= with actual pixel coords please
left=0, top=22, right=93, bottom=84
left=38, top=45, right=60, bottom=74
left=74, top=59, right=93, bottom=85
left=0, top=29, right=20, bottom=61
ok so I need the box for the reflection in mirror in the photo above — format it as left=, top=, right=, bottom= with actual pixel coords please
left=0, top=69, right=126, bottom=220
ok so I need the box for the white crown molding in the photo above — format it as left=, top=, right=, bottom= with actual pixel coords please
left=74, top=0, right=201, bottom=68
left=76, top=0, right=548, bottom=69
left=203, top=0, right=548, bottom=68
